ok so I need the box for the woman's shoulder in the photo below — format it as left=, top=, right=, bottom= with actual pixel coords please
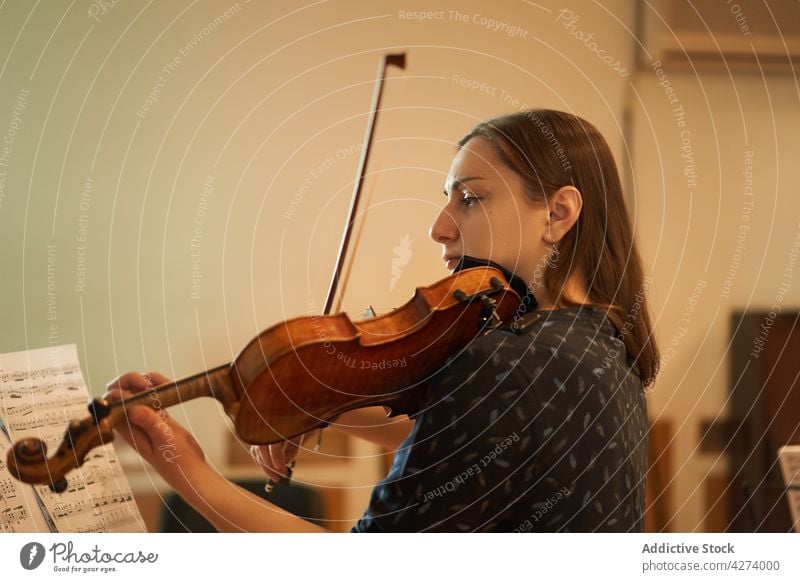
left=430, top=306, right=632, bottom=398
left=465, top=305, right=621, bottom=359
left=509, top=305, right=616, bottom=337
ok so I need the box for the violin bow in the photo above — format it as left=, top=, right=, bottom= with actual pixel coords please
left=266, top=52, right=406, bottom=492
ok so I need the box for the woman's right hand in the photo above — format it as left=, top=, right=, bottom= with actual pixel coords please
left=250, top=429, right=319, bottom=484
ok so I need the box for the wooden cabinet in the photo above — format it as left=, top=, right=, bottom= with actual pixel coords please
left=724, top=310, right=800, bottom=531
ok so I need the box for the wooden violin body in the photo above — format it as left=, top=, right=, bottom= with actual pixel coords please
left=233, top=265, right=519, bottom=443
left=7, top=266, right=520, bottom=490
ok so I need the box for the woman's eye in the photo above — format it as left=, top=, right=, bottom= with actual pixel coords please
left=460, top=193, right=479, bottom=207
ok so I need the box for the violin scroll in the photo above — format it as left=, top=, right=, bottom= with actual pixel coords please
left=7, top=399, right=116, bottom=491
left=6, top=366, right=235, bottom=491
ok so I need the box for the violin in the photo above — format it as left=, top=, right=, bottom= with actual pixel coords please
left=7, top=263, right=521, bottom=491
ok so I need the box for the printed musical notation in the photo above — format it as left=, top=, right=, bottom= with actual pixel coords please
left=3, top=382, right=81, bottom=400
left=4, top=399, right=89, bottom=432
left=0, top=364, right=80, bottom=383
left=0, top=344, right=146, bottom=533
left=51, top=490, right=133, bottom=518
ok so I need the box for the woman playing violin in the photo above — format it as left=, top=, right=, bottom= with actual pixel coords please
left=107, top=109, right=659, bottom=532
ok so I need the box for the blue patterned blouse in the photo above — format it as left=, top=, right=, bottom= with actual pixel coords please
left=351, top=303, right=648, bottom=532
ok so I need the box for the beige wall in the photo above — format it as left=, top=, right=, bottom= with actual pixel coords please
left=1, top=0, right=796, bottom=530
left=633, top=71, right=800, bottom=531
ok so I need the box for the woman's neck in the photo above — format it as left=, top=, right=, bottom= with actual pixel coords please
left=531, top=272, right=589, bottom=311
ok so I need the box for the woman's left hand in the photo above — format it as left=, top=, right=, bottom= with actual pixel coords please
left=104, top=371, right=206, bottom=483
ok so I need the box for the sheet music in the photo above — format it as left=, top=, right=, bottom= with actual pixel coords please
left=778, top=445, right=800, bottom=533
left=0, top=344, right=146, bottom=532
left=0, top=424, right=52, bottom=532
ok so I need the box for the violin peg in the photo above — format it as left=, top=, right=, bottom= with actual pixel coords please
left=49, top=478, right=68, bottom=493
left=88, top=398, right=111, bottom=423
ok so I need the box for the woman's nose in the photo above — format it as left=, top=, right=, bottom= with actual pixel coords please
left=429, top=207, right=459, bottom=244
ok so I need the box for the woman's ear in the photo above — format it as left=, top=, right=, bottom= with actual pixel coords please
left=545, top=186, right=583, bottom=243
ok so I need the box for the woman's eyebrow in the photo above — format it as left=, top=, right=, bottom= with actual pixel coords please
left=443, top=176, right=485, bottom=196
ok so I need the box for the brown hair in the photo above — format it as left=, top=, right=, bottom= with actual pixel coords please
left=459, top=109, right=659, bottom=387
